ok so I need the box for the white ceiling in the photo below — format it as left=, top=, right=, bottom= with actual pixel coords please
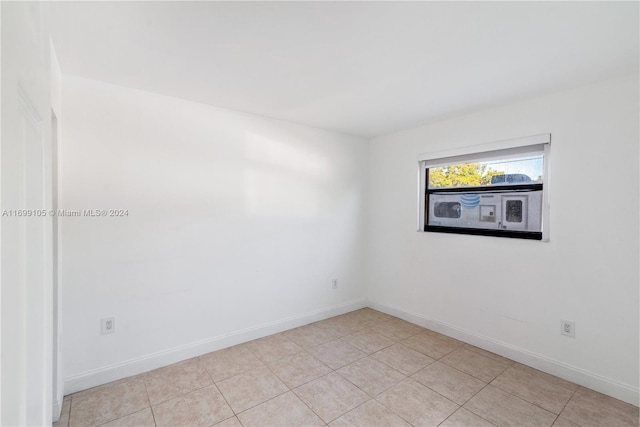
left=50, top=1, right=639, bottom=138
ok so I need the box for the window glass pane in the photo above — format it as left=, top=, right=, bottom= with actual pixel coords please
left=428, top=155, right=543, bottom=189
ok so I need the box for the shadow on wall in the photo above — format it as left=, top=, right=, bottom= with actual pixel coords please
left=243, top=132, right=333, bottom=218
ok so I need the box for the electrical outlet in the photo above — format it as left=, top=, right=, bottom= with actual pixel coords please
left=561, top=320, right=575, bottom=338
left=101, top=317, right=115, bottom=335
left=332, top=279, right=338, bottom=289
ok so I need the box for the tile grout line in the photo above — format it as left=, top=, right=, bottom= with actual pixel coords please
left=94, top=407, right=153, bottom=427
left=231, top=314, right=450, bottom=425
left=437, top=347, right=510, bottom=383
left=370, top=343, right=436, bottom=376
left=485, top=360, right=581, bottom=418
left=299, top=316, right=395, bottom=420
left=291, top=318, right=392, bottom=426
left=457, top=380, right=498, bottom=425
left=199, top=357, right=245, bottom=425
left=462, top=343, right=515, bottom=365
left=335, top=363, right=407, bottom=400
left=435, top=406, right=500, bottom=427
left=147, top=377, right=214, bottom=407
left=401, top=333, right=464, bottom=361
left=361, top=318, right=580, bottom=427
left=289, top=376, right=334, bottom=424
left=232, top=388, right=292, bottom=422
left=466, top=382, right=563, bottom=426
left=212, top=320, right=348, bottom=423
left=289, top=369, right=338, bottom=424
left=489, top=377, right=572, bottom=419
left=409, top=363, right=484, bottom=408
left=139, top=370, right=157, bottom=427
left=286, top=317, right=396, bottom=424
left=211, top=380, right=237, bottom=418
left=417, top=343, right=483, bottom=383
left=326, top=342, right=459, bottom=426
left=233, top=334, right=315, bottom=419
left=552, top=386, right=582, bottom=427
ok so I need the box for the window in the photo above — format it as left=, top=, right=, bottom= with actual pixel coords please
left=417, top=134, right=550, bottom=240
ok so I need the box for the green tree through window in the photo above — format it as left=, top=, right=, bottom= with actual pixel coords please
left=428, top=163, right=504, bottom=188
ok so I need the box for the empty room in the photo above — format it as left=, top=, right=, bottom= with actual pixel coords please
left=1, top=1, right=639, bottom=426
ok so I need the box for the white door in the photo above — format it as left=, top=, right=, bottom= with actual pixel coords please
left=1, top=2, right=53, bottom=425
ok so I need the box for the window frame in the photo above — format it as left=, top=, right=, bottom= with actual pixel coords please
left=417, top=134, right=551, bottom=241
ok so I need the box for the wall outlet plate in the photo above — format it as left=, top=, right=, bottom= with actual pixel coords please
left=561, top=320, right=575, bottom=338
left=101, top=317, right=115, bottom=335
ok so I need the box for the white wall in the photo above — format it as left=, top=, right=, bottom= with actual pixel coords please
left=366, top=75, right=639, bottom=405
left=60, top=76, right=368, bottom=391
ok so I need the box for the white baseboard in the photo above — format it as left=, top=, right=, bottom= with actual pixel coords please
left=64, top=299, right=366, bottom=395
left=367, top=299, right=639, bottom=407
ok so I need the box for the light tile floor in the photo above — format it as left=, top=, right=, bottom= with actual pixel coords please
left=55, top=308, right=639, bottom=427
